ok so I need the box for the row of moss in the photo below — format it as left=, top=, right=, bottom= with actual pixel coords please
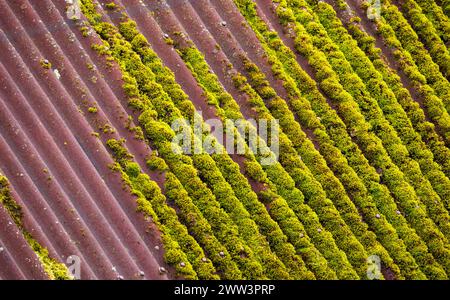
left=376, top=0, right=450, bottom=129
left=335, top=0, right=450, bottom=187
left=115, top=9, right=335, bottom=279
left=178, top=36, right=373, bottom=279
left=228, top=76, right=344, bottom=280
left=81, top=1, right=227, bottom=280
left=106, top=0, right=386, bottom=278
left=107, top=138, right=242, bottom=279
left=0, top=176, right=71, bottom=280
left=292, top=0, right=450, bottom=236
left=392, top=0, right=450, bottom=80
left=174, top=6, right=395, bottom=278
left=139, top=33, right=311, bottom=279
left=343, top=0, right=450, bottom=146
left=81, top=0, right=450, bottom=278
left=126, top=27, right=301, bottom=279
left=234, top=0, right=424, bottom=279
left=108, top=0, right=356, bottom=278
left=436, top=0, right=450, bottom=17
left=240, top=58, right=375, bottom=279
left=114, top=14, right=296, bottom=280
left=413, top=0, right=450, bottom=44
left=81, top=0, right=274, bottom=279
left=173, top=38, right=342, bottom=280
left=233, top=0, right=448, bottom=279
left=272, top=0, right=450, bottom=276
left=287, top=0, right=450, bottom=241
left=308, top=0, right=450, bottom=222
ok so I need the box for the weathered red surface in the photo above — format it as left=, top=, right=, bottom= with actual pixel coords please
left=0, top=0, right=170, bottom=279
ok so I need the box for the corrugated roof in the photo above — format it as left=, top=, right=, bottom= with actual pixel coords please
left=0, top=0, right=171, bottom=280
left=1, top=0, right=450, bottom=280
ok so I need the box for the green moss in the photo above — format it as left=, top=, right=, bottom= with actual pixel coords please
left=101, top=124, right=115, bottom=134
left=124, top=116, right=145, bottom=140
left=25, top=233, right=70, bottom=280
left=146, top=154, right=168, bottom=172
left=40, top=59, right=52, bottom=69
left=0, top=176, right=70, bottom=280
left=81, top=0, right=317, bottom=280
left=79, top=0, right=450, bottom=280
left=80, top=26, right=90, bottom=37
left=106, top=139, right=134, bottom=164
left=244, top=160, right=268, bottom=183
left=125, top=161, right=141, bottom=178
left=164, top=37, right=175, bottom=46
left=167, top=27, right=324, bottom=280
left=0, top=177, right=22, bottom=226
left=131, top=126, right=144, bottom=140
left=105, top=2, right=116, bottom=9
left=118, top=20, right=139, bottom=40
left=84, top=3, right=260, bottom=278
left=105, top=139, right=215, bottom=279
left=259, top=0, right=450, bottom=278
